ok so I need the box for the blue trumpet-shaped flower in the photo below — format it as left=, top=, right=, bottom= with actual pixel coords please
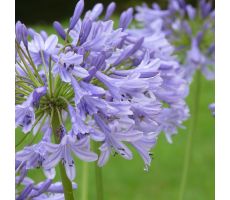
left=52, top=52, right=88, bottom=82
left=43, top=134, right=97, bottom=180
left=28, top=33, right=58, bottom=66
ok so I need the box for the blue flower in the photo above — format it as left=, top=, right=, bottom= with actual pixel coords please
left=32, top=86, right=47, bottom=107
left=209, top=103, right=215, bottom=116
left=52, top=52, right=88, bottom=82
left=28, top=33, right=58, bottom=66
left=119, top=8, right=133, bottom=30
left=15, top=176, right=77, bottom=199
left=68, top=104, right=89, bottom=135
left=84, top=3, right=103, bottom=21
left=16, top=21, right=28, bottom=47
left=16, top=141, right=56, bottom=179
left=95, top=71, right=149, bottom=100
left=43, top=134, right=98, bottom=180
left=15, top=104, right=35, bottom=133
left=157, top=101, right=189, bottom=143
left=53, top=21, right=66, bottom=40
left=131, top=133, right=158, bottom=169
left=104, top=2, right=116, bottom=21
left=94, top=114, right=143, bottom=166
left=16, top=87, right=47, bottom=133
left=69, top=0, right=84, bottom=30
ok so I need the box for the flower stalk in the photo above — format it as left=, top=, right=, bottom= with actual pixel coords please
left=179, top=70, right=202, bottom=200
left=81, top=162, right=88, bottom=200
left=51, top=108, right=75, bottom=200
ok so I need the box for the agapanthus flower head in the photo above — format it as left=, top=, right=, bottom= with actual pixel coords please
left=15, top=0, right=190, bottom=197
left=134, top=0, right=215, bottom=82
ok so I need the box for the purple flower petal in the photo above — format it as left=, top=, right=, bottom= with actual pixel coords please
left=69, top=0, right=84, bottom=30
left=44, top=35, right=58, bottom=53
left=104, top=2, right=116, bottom=21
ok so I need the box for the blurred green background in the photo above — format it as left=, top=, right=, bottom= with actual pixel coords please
left=16, top=1, right=215, bottom=200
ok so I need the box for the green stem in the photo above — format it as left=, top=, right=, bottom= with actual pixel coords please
left=93, top=142, right=104, bottom=200
left=48, top=56, right=54, bottom=97
left=15, top=134, right=29, bottom=148
left=40, top=51, right=52, bottom=97
left=51, top=109, right=75, bottom=200
left=65, top=30, right=70, bottom=45
left=81, top=162, right=89, bottom=200
left=16, top=44, right=41, bottom=87
left=16, top=82, right=33, bottom=92
left=179, top=70, right=202, bottom=200
left=15, top=88, right=30, bottom=96
left=29, top=114, right=48, bottom=145
left=16, top=41, right=43, bottom=85
left=25, top=46, right=44, bottom=84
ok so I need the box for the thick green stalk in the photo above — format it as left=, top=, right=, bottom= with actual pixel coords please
left=179, top=71, right=201, bottom=200
left=81, top=162, right=89, bottom=200
left=51, top=109, right=75, bottom=200
left=93, top=142, right=104, bottom=200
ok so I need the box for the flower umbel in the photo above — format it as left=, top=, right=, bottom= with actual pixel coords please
left=15, top=0, right=192, bottom=199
